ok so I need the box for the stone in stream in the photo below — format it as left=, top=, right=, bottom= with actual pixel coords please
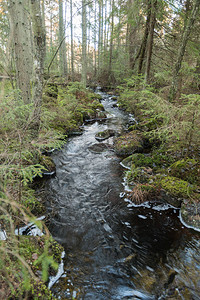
left=88, top=143, right=113, bottom=153
left=95, top=129, right=116, bottom=142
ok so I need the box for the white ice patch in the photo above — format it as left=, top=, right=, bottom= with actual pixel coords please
left=15, top=216, right=45, bottom=236
left=48, top=251, right=65, bottom=289
left=0, top=229, right=7, bottom=240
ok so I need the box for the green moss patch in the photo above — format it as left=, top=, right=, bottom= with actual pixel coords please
left=114, top=131, right=143, bottom=157
left=126, top=166, right=152, bottom=184
left=168, top=158, right=200, bottom=185
left=156, top=175, right=193, bottom=198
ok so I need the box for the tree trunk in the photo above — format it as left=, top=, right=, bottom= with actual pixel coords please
left=94, top=0, right=97, bottom=77
left=8, top=0, right=33, bottom=104
left=169, top=0, right=200, bottom=101
left=138, top=0, right=151, bottom=75
left=82, top=0, right=87, bottom=87
left=70, top=0, right=74, bottom=80
left=59, top=0, right=68, bottom=76
left=109, top=0, right=114, bottom=75
left=145, top=0, right=157, bottom=83
left=98, top=0, right=102, bottom=75
left=30, top=0, right=46, bottom=127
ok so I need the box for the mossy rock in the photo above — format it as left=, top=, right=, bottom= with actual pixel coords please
left=120, top=155, right=133, bottom=169
left=88, top=143, right=113, bottom=153
left=126, top=166, right=153, bottom=184
left=156, top=175, right=193, bottom=198
left=168, top=158, right=200, bottom=185
left=123, top=152, right=174, bottom=171
left=180, top=199, right=200, bottom=231
left=114, top=131, right=144, bottom=157
left=95, top=129, right=115, bottom=141
left=89, top=99, right=104, bottom=110
left=139, top=116, right=163, bottom=132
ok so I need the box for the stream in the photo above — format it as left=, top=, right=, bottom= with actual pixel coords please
left=44, top=90, right=200, bottom=299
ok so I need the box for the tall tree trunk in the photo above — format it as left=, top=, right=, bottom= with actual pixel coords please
left=138, top=0, right=151, bottom=75
left=59, top=0, right=68, bottom=76
left=94, top=0, right=97, bottom=77
left=169, top=0, right=200, bottom=101
left=128, top=0, right=136, bottom=70
left=41, top=0, right=46, bottom=57
left=82, top=0, right=87, bottom=86
left=30, top=0, right=46, bottom=127
left=145, top=0, right=157, bottom=83
left=8, top=0, right=32, bottom=104
left=70, top=0, right=74, bottom=80
left=98, top=0, right=102, bottom=75
left=109, top=0, right=114, bottom=75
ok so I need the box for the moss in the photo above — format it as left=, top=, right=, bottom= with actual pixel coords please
left=126, top=166, right=152, bottom=184
left=128, top=152, right=174, bottom=171
left=12, top=280, right=56, bottom=300
left=156, top=175, right=193, bottom=198
left=95, top=129, right=115, bottom=141
left=48, top=237, right=64, bottom=263
left=114, top=131, right=143, bottom=157
left=168, top=158, right=200, bottom=184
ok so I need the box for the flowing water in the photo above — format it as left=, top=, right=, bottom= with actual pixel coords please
left=44, top=90, right=200, bottom=299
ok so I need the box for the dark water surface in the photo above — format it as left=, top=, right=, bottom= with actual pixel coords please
left=45, top=91, right=200, bottom=299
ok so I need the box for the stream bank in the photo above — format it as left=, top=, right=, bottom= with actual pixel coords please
left=43, top=89, right=200, bottom=299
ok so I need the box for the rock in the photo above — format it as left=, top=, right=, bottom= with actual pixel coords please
left=168, top=158, right=200, bottom=185
left=120, top=155, right=134, bottom=169
left=88, top=143, right=113, bottom=153
left=114, top=131, right=144, bottom=157
left=95, top=129, right=115, bottom=141
left=180, top=200, right=200, bottom=231
left=111, top=96, right=118, bottom=101
left=84, top=110, right=107, bottom=123
left=37, top=155, right=56, bottom=178
left=152, top=175, right=195, bottom=208
left=112, top=103, right=118, bottom=108
left=126, top=166, right=153, bottom=184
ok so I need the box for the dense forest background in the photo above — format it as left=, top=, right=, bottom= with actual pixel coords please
left=0, top=0, right=200, bottom=298
left=0, top=0, right=200, bottom=96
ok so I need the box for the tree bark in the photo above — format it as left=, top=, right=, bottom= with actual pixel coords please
left=70, top=0, right=74, bottom=80
left=82, top=0, right=87, bottom=87
left=98, top=0, right=102, bottom=75
left=30, top=0, right=46, bottom=127
left=8, top=0, right=33, bottom=104
left=145, top=0, right=157, bottom=83
left=59, top=0, right=68, bottom=76
left=169, top=0, right=200, bottom=101
left=109, top=0, right=114, bottom=75
left=138, top=0, right=151, bottom=75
